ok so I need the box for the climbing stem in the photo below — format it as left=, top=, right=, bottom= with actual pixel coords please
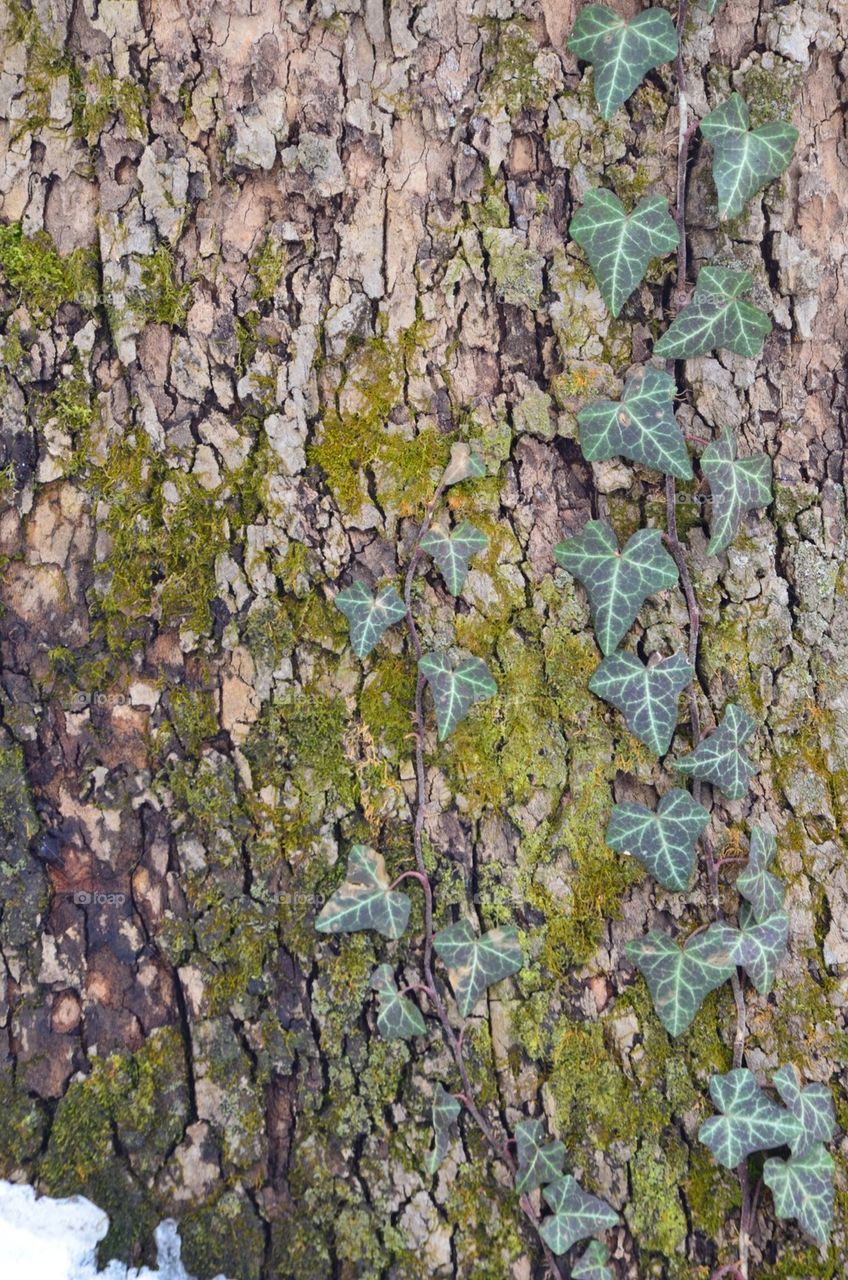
left=402, top=482, right=565, bottom=1279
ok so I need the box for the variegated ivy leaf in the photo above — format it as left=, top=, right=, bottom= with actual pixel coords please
left=654, top=266, right=771, bottom=360
left=570, top=190, right=678, bottom=318
left=315, top=845, right=411, bottom=940
left=432, top=918, right=523, bottom=1018
left=539, top=1175, right=619, bottom=1256
left=567, top=5, right=678, bottom=121
left=674, top=703, right=757, bottom=802
left=701, top=93, right=798, bottom=220
left=704, top=0, right=724, bottom=11
left=736, top=827, right=785, bottom=922
left=589, top=650, right=692, bottom=756
left=554, top=521, right=678, bottom=657
left=701, top=428, right=772, bottom=554
left=698, top=1068, right=803, bottom=1169
left=514, top=1118, right=567, bottom=1193
left=371, top=964, right=427, bottom=1040
left=733, top=906, right=789, bottom=994
left=333, top=581, right=406, bottom=658
left=763, top=1144, right=835, bottom=1245
left=573, top=1240, right=614, bottom=1280
left=773, top=1065, right=837, bottom=1158
left=419, top=652, right=497, bottom=741
left=606, top=789, right=709, bottom=891
left=442, top=441, right=486, bottom=487
left=426, top=1083, right=462, bottom=1174
left=577, top=366, right=693, bottom=479
left=625, top=923, right=739, bottom=1037
left=420, top=521, right=488, bottom=596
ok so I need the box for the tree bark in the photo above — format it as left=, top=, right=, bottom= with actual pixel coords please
left=0, top=0, right=846, bottom=1277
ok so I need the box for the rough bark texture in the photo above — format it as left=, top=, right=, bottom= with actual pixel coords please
left=0, top=0, right=846, bottom=1277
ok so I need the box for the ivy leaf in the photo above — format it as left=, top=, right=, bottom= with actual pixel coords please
left=654, top=266, right=771, bottom=360
left=334, top=581, right=406, bottom=658
left=577, top=365, right=693, bottom=479
left=420, top=521, right=488, bottom=596
left=554, top=521, right=678, bottom=656
left=589, top=650, right=692, bottom=755
left=606, top=789, right=709, bottom=891
left=433, top=919, right=523, bottom=1018
left=701, top=428, right=772, bottom=554
left=625, top=923, right=739, bottom=1037
left=426, top=1083, right=462, bottom=1174
left=443, top=441, right=485, bottom=487
left=514, top=1118, right=568, bottom=1193
left=570, top=190, right=678, bottom=317
left=763, top=1145, right=835, bottom=1245
left=371, top=964, right=427, bottom=1040
left=315, top=845, right=411, bottom=940
left=736, top=827, right=784, bottom=922
left=674, top=703, right=757, bottom=802
left=701, top=93, right=798, bottom=220
left=733, top=907, right=789, bottom=994
left=772, top=1066, right=837, bottom=1157
left=539, top=1175, right=619, bottom=1256
left=698, top=1068, right=803, bottom=1168
left=573, top=1240, right=614, bottom=1280
left=419, top=652, right=497, bottom=741
left=567, top=5, right=678, bottom=120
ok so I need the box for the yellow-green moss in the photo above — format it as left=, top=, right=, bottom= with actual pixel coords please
left=0, top=223, right=99, bottom=321
left=479, top=18, right=558, bottom=118
left=133, top=246, right=191, bottom=327
left=359, top=652, right=417, bottom=758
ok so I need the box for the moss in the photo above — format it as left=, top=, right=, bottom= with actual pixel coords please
left=309, top=323, right=453, bottom=517
left=3, top=1, right=72, bottom=135
left=0, top=223, right=99, bottom=321
left=480, top=18, right=557, bottom=118
left=740, top=60, right=803, bottom=130
left=0, top=743, right=39, bottom=863
left=250, top=234, right=287, bottom=304
left=133, top=246, right=191, bottom=327
left=180, top=1190, right=266, bottom=1280
left=628, top=1137, right=689, bottom=1261
left=359, top=652, right=417, bottom=758
left=244, top=685, right=357, bottom=807
left=38, top=1028, right=190, bottom=1266
left=684, top=1145, right=742, bottom=1239
left=0, top=1065, right=45, bottom=1173
left=72, top=67, right=147, bottom=142
left=481, top=228, right=545, bottom=308
left=167, top=682, right=218, bottom=757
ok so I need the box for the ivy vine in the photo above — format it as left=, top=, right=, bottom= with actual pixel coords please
left=315, top=1, right=834, bottom=1276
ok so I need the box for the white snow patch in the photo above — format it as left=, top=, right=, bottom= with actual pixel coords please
left=0, top=1183, right=229, bottom=1280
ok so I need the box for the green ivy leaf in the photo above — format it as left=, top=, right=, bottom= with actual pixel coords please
left=573, top=1240, right=614, bottom=1280
left=567, top=5, right=678, bottom=120
left=654, top=266, right=771, bottom=360
left=701, top=428, right=772, bottom=554
left=577, top=366, right=693, bottom=479
left=433, top=919, right=523, bottom=1018
left=514, top=1118, right=568, bottom=1192
left=570, top=190, right=678, bottom=317
left=426, top=1083, right=462, bottom=1174
left=420, top=521, right=488, bottom=596
left=539, top=1175, right=619, bottom=1256
left=443, top=441, right=485, bottom=487
left=773, top=1066, right=837, bottom=1157
left=736, top=827, right=784, bottom=922
left=763, top=1145, right=836, bottom=1245
left=698, top=1068, right=803, bottom=1168
left=606, top=789, right=709, bottom=891
left=589, top=650, right=692, bottom=755
left=315, top=845, right=411, bottom=940
left=334, top=581, right=406, bottom=658
left=554, top=521, right=678, bottom=656
left=419, top=652, right=497, bottom=741
left=734, top=907, right=789, bottom=994
left=625, top=923, right=739, bottom=1037
left=371, top=964, right=427, bottom=1040
left=674, top=703, right=757, bottom=802
left=701, top=93, right=798, bottom=220
left=704, top=0, right=724, bottom=13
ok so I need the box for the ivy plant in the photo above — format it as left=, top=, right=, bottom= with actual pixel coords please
left=314, top=2, right=834, bottom=1275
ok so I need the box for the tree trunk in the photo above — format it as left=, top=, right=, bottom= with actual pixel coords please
left=0, top=0, right=845, bottom=1277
